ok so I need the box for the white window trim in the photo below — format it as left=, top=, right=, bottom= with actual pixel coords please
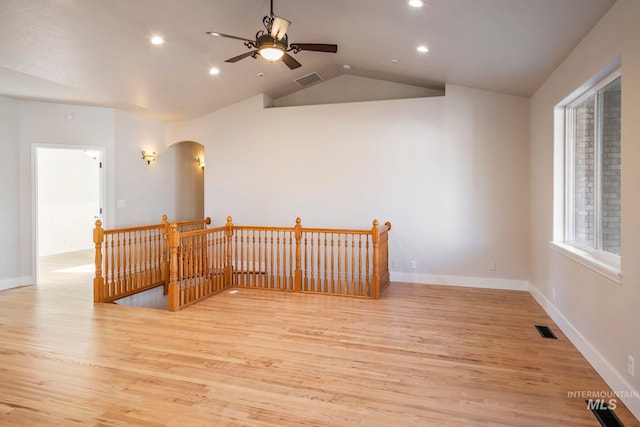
left=550, top=241, right=622, bottom=285
left=553, top=64, right=622, bottom=284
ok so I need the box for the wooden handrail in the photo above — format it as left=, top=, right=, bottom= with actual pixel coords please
left=95, top=215, right=391, bottom=310
left=174, top=217, right=211, bottom=232
left=178, top=225, right=226, bottom=239
left=93, top=215, right=208, bottom=304
left=102, top=223, right=166, bottom=235
left=165, top=216, right=392, bottom=310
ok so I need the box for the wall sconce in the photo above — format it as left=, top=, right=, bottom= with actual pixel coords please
left=197, top=157, right=205, bottom=169
left=142, top=150, right=157, bottom=164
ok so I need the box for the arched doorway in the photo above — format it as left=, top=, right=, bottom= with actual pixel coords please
left=173, top=140, right=205, bottom=220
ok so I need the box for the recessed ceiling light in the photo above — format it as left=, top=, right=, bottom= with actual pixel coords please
left=408, top=0, right=425, bottom=7
left=392, top=59, right=399, bottom=64
left=150, top=36, right=164, bottom=45
left=417, top=45, right=429, bottom=53
left=209, top=67, right=220, bottom=75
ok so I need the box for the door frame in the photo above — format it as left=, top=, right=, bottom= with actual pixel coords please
left=32, top=143, right=107, bottom=284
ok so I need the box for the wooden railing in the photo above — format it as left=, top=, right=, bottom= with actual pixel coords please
left=93, top=215, right=210, bottom=303
left=166, top=217, right=391, bottom=311
left=94, top=215, right=391, bottom=310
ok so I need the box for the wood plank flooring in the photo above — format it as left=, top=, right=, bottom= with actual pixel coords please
left=0, top=252, right=638, bottom=426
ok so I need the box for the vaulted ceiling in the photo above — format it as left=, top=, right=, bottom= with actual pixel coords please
left=0, top=0, right=615, bottom=120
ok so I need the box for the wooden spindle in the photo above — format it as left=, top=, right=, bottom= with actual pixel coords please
left=323, top=234, right=328, bottom=292
left=251, top=230, right=256, bottom=287
left=372, top=219, right=380, bottom=299
left=316, top=233, right=321, bottom=292
left=336, top=234, right=342, bottom=294
left=358, top=236, right=363, bottom=296
left=343, top=234, right=349, bottom=295
left=258, top=231, right=263, bottom=288
left=302, top=233, right=314, bottom=291
left=115, top=234, right=122, bottom=295
left=275, top=233, right=281, bottom=289
left=269, top=231, right=275, bottom=288
left=109, top=235, right=114, bottom=298
left=350, top=235, right=356, bottom=296
left=366, top=236, right=371, bottom=296
left=225, top=216, right=234, bottom=287
left=294, top=218, right=302, bottom=292
left=136, top=230, right=142, bottom=290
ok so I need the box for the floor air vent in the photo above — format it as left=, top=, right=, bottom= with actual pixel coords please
left=587, top=400, right=625, bottom=427
left=535, top=325, right=557, bottom=339
left=295, top=72, right=322, bottom=87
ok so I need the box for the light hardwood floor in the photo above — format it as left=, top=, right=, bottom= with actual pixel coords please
left=0, top=253, right=638, bottom=426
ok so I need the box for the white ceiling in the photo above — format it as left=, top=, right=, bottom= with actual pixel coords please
left=0, top=0, right=615, bottom=121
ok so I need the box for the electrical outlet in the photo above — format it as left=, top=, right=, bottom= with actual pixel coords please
left=489, top=262, right=496, bottom=271
left=391, top=259, right=398, bottom=268
left=552, top=288, right=556, bottom=300
left=628, top=355, right=635, bottom=377
left=410, top=260, right=416, bottom=269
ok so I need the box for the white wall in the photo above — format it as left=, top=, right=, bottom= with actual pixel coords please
left=113, top=110, right=175, bottom=227
left=529, top=0, right=640, bottom=418
left=18, top=101, right=115, bottom=287
left=0, top=100, right=177, bottom=290
left=0, top=95, right=25, bottom=290
left=274, top=74, right=444, bottom=107
left=169, top=84, right=530, bottom=289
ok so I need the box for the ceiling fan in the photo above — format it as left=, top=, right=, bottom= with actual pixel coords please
left=206, top=0, right=338, bottom=70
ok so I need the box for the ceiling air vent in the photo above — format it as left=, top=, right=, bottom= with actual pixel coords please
left=295, top=72, right=322, bottom=88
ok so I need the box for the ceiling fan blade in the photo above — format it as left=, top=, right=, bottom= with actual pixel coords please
left=290, top=43, right=338, bottom=53
left=225, top=51, right=258, bottom=63
left=282, top=53, right=302, bottom=70
left=207, top=31, right=254, bottom=43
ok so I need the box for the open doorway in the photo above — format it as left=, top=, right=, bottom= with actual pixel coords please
left=35, top=146, right=104, bottom=286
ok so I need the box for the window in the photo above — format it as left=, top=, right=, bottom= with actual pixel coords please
left=564, top=72, right=621, bottom=261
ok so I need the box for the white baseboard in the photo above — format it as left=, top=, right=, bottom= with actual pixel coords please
left=0, top=276, right=35, bottom=292
left=529, top=283, right=640, bottom=421
left=390, top=271, right=529, bottom=291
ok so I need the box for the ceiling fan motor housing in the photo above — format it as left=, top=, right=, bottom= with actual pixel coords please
left=257, top=34, right=287, bottom=51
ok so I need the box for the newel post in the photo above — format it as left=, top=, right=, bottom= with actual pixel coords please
left=224, top=216, right=234, bottom=287
left=294, top=217, right=302, bottom=293
left=161, top=214, right=170, bottom=285
left=167, top=222, right=180, bottom=312
left=93, top=220, right=105, bottom=303
left=371, top=219, right=380, bottom=299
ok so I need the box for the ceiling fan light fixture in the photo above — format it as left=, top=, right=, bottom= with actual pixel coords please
left=259, top=46, right=285, bottom=61
left=256, top=34, right=287, bottom=61
left=209, top=0, right=337, bottom=70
